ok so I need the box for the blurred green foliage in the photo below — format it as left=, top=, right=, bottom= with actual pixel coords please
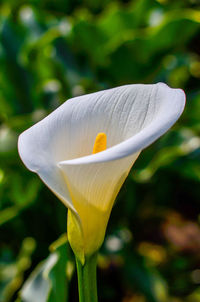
left=0, top=0, right=200, bottom=301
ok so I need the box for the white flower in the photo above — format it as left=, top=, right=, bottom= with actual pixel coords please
left=18, top=83, right=185, bottom=263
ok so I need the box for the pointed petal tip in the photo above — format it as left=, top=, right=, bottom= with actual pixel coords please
left=18, top=130, right=38, bottom=173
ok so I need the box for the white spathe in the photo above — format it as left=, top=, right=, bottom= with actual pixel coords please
left=18, top=83, right=185, bottom=259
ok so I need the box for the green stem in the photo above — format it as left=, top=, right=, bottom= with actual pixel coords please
left=76, top=253, right=98, bottom=302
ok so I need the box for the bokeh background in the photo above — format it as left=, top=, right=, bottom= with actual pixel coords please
left=0, top=0, right=200, bottom=301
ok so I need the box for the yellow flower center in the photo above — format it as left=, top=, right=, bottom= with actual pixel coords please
left=92, top=132, right=107, bottom=154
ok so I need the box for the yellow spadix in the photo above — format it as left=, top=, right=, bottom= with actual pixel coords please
left=92, top=133, right=107, bottom=154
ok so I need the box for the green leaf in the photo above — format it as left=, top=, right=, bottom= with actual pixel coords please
left=19, top=234, right=73, bottom=302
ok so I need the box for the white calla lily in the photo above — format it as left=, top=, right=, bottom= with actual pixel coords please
left=18, top=83, right=185, bottom=263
